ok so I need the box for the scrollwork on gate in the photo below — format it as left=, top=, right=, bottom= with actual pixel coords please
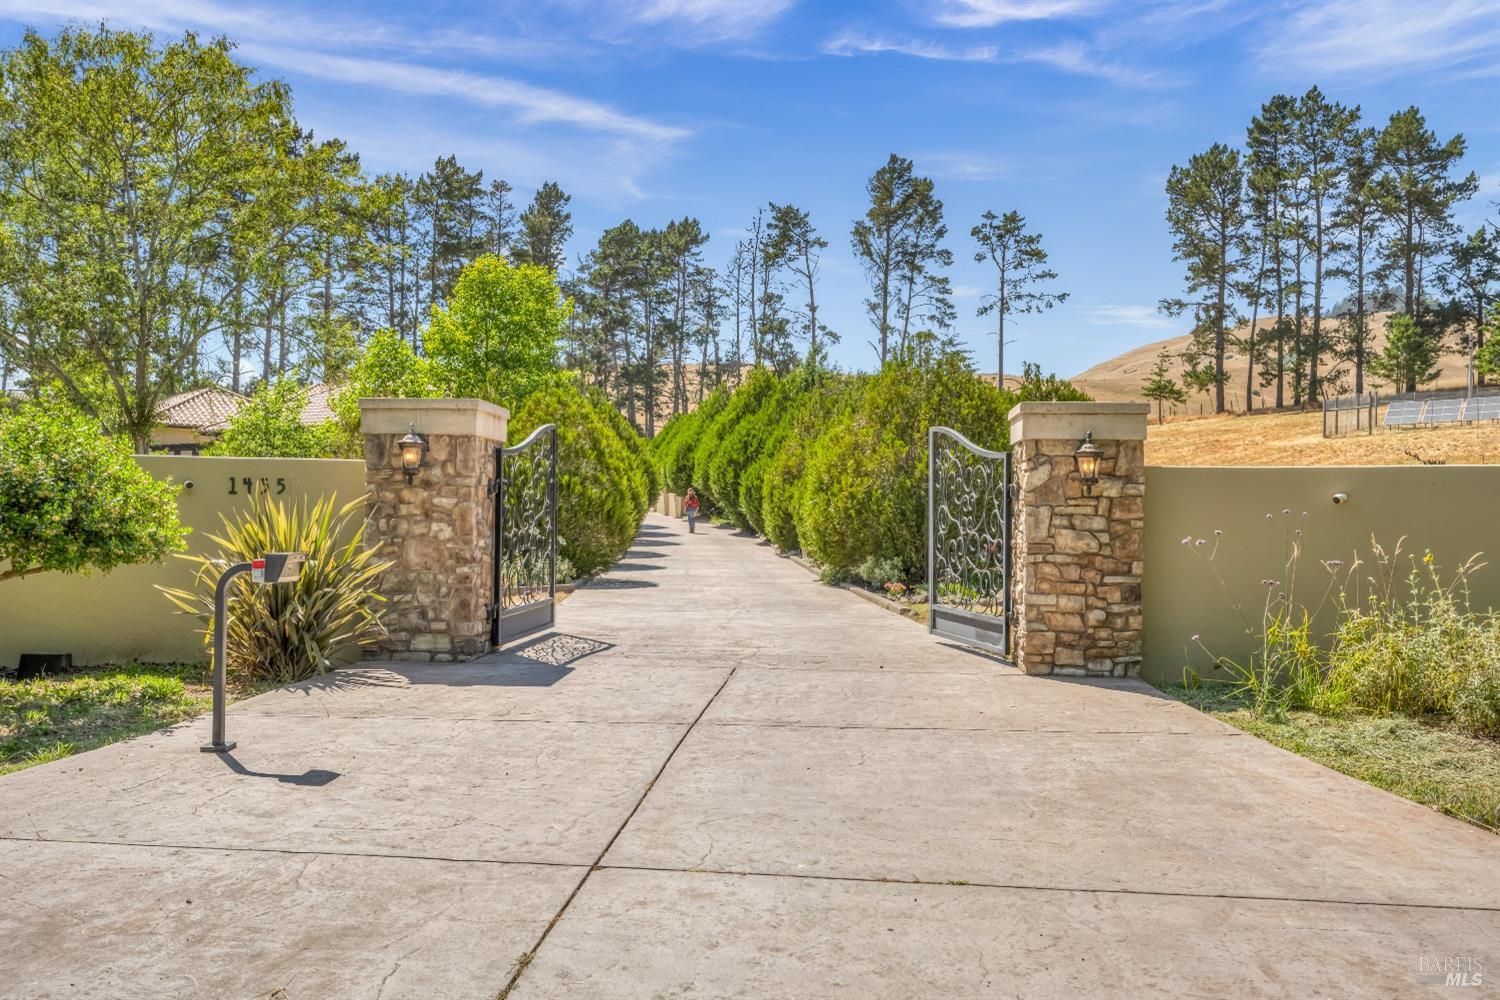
left=930, top=428, right=1009, bottom=621
left=497, top=426, right=556, bottom=611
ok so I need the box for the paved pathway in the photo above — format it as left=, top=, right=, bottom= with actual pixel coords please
left=1, top=512, right=1497, bottom=999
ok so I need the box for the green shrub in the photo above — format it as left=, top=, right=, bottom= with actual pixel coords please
left=653, top=386, right=728, bottom=496
left=797, top=352, right=1013, bottom=579
left=599, top=398, right=659, bottom=508
left=760, top=377, right=862, bottom=553
left=206, top=379, right=345, bottom=458
left=1016, top=361, right=1093, bottom=402
left=1455, top=663, right=1500, bottom=738
left=160, top=492, right=392, bottom=684
left=509, top=383, right=648, bottom=576
left=1191, top=532, right=1500, bottom=735
left=696, top=368, right=777, bottom=515
left=0, top=399, right=186, bottom=582
left=856, top=554, right=907, bottom=588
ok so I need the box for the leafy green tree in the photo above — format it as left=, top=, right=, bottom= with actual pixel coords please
left=516, top=181, right=573, bottom=273
left=971, top=210, right=1068, bottom=384
left=1141, top=350, right=1187, bottom=424
left=1163, top=143, right=1248, bottom=414
left=206, top=380, right=343, bottom=458
left=425, top=255, right=570, bottom=409
left=0, top=27, right=302, bottom=451
left=330, top=328, right=438, bottom=447
left=0, top=400, right=186, bottom=581
left=1369, top=313, right=1441, bottom=391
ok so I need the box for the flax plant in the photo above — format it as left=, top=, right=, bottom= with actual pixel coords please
left=160, top=493, right=392, bottom=685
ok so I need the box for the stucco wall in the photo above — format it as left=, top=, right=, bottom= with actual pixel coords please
left=1142, top=465, right=1500, bottom=683
left=0, top=456, right=366, bottom=667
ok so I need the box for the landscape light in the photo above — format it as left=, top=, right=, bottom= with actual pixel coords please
left=1074, top=431, right=1103, bottom=496
left=398, top=424, right=429, bottom=484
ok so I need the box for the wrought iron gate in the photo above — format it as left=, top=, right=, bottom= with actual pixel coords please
left=491, top=424, right=558, bottom=646
left=927, top=426, right=1011, bottom=656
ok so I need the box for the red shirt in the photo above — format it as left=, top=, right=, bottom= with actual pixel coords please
left=685, top=495, right=700, bottom=510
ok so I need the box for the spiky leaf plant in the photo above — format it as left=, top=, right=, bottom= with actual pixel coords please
left=160, top=493, right=392, bottom=684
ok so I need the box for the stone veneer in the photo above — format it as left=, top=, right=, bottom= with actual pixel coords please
left=1009, top=402, right=1148, bottom=677
left=360, top=398, right=508, bottom=662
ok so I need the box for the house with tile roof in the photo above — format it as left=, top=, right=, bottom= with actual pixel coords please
left=151, top=384, right=338, bottom=454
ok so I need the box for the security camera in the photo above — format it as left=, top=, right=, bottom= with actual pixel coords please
left=1331, top=492, right=1349, bottom=505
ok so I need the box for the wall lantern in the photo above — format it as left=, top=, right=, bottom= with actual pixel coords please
left=1074, top=431, right=1103, bottom=496
left=398, top=423, right=429, bottom=484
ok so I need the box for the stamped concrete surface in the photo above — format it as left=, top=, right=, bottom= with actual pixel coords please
left=2, top=513, right=1497, bottom=999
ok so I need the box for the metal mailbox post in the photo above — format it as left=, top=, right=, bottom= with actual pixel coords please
left=201, top=552, right=306, bottom=753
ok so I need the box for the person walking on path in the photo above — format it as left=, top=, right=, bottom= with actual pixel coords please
left=684, top=488, right=700, bottom=533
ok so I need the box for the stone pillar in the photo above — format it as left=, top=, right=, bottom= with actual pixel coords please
left=359, top=398, right=508, bottom=662
left=1009, top=402, right=1148, bottom=677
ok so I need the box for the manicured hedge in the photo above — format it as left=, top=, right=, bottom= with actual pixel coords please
left=652, top=352, right=1089, bottom=583
left=510, top=383, right=653, bottom=577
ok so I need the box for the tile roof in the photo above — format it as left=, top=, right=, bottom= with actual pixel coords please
left=155, top=387, right=245, bottom=430
left=156, top=383, right=339, bottom=433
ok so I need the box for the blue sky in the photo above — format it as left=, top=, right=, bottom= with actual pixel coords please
left=2, top=0, right=1498, bottom=376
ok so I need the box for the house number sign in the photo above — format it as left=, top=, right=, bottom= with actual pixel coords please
left=226, top=477, right=288, bottom=495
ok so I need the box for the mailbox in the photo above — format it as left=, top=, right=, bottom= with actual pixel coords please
left=252, top=552, right=305, bottom=585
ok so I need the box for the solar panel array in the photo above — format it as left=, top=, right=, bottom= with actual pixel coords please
left=1424, top=398, right=1467, bottom=424
left=1381, top=394, right=1500, bottom=428
left=1469, top=397, right=1500, bottom=423
left=1384, top=400, right=1423, bottom=427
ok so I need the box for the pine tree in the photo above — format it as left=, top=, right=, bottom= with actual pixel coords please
left=971, top=209, right=1067, bottom=387
left=1141, top=350, right=1186, bottom=424
left=766, top=203, right=830, bottom=362
left=516, top=181, right=573, bottom=273
left=1163, top=143, right=1247, bottom=414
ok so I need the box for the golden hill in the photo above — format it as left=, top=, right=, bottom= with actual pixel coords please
left=1066, top=312, right=1478, bottom=407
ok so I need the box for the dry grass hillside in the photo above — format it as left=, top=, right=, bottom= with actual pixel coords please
left=1146, top=408, right=1500, bottom=466
left=1069, top=312, right=1476, bottom=406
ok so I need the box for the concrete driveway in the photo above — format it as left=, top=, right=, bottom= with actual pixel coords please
left=1, top=512, right=1496, bottom=998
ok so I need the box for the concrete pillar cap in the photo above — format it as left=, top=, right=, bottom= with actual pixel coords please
left=1008, top=401, right=1149, bottom=443
left=358, top=397, right=509, bottom=442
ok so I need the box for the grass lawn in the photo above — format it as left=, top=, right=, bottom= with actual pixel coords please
left=1164, top=683, right=1500, bottom=834
left=1, top=663, right=215, bottom=775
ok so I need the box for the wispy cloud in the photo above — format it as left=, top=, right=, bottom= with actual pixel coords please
left=1262, top=0, right=1500, bottom=79
left=1086, top=304, right=1177, bottom=331
left=239, top=44, right=688, bottom=143
left=0, top=0, right=683, bottom=137
left=632, top=0, right=794, bottom=45
left=920, top=152, right=1008, bottom=181
left=1011, top=40, right=1167, bottom=87
left=822, top=29, right=997, bottom=62
left=927, top=0, right=1101, bottom=29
